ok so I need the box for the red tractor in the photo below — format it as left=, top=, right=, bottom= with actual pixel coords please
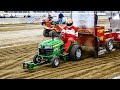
left=41, top=18, right=54, bottom=25
left=43, top=21, right=64, bottom=37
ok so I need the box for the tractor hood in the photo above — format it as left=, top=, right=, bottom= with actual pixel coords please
left=38, top=38, right=64, bottom=48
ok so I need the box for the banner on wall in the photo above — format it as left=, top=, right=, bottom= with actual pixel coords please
left=72, top=11, right=95, bottom=34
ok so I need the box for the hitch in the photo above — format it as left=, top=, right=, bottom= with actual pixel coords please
left=23, top=60, right=49, bottom=71
left=23, top=61, right=38, bottom=71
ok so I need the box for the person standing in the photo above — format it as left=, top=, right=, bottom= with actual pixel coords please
left=95, top=12, right=98, bottom=26
left=58, top=13, right=64, bottom=24
left=48, top=14, right=53, bottom=21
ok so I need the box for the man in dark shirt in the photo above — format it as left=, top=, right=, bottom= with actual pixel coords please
left=48, top=14, right=53, bottom=21
left=58, top=13, right=64, bottom=24
left=95, top=12, right=98, bottom=26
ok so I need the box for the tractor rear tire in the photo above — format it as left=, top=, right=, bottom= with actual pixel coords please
left=69, top=45, right=82, bottom=61
left=43, top=29, right=49, bottom=37
left=51, top=56, right=60, bottom=68
left=105, top=38, right=114, bottom=52
left=33, top=54, right=41, bottom=64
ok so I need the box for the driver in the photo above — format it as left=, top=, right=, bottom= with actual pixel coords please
left=60, top=19, right=78, bottom=55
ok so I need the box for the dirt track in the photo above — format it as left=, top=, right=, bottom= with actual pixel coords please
left=0, top=20, right=120, bottom=79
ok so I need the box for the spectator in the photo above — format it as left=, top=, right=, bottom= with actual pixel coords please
left=24, top=15, right=26, bottom=18
left=27, top=14, right=31, bottom=17
left=113, top=13, right=115, bottom=16
left=108, top=16, right=112, bottom=21
left=48, top=14, right=53, bottom=21
left=95, top=12, right=98, bottom=26
left=108, top=16, right=112, bottom=27
left=10, top=14, right=13, bottom=18
left=14, top=15, right=17, bottom=18
left=58, top=12, right=64, bottom=24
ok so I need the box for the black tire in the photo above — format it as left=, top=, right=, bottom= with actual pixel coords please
left=49, top=30, right=57, bottom=37
left=42, top=22, right=46, bottom=25
left=51, top=21, right=54, bottom=25
left=118, top=42, right=120, bottom=49
left=43, top=29, right=49, bottom=37
left=51, top=56, right=60, bottom=68
left=69, top=44, right=82, bottom=61
left=105, top=38, right=113, bottom=52
left=41, top=22, right=44, bottom=25
left=33, top=54, right=41, bottom=64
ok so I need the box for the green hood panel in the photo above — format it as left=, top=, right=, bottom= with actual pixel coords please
left=39, top=38, right=64, bottom=48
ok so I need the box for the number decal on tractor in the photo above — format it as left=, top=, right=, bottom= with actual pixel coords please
left=98, top=29, right=104, bottom=33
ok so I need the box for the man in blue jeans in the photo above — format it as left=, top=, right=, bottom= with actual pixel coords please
left=58, top=13, right=64, bottom=24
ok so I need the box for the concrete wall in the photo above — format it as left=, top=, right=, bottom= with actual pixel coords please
left=0, top=18, right=41, bottom=24
left=0, top=15, right=109, bottom=25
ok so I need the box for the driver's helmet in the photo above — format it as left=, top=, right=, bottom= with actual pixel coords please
left=66, top=19, right=73, bottom=28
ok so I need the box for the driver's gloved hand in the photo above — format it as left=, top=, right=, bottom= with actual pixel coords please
left=59, top=33, right=64, bottom=38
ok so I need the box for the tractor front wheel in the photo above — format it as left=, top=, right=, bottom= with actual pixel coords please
left=33, top=54, right=41, bottom=64
left=105, top=38, right=114, bottom=52
left=69, top=45, right=82, bottom=61
left=51, top=56, right=60, bottom=68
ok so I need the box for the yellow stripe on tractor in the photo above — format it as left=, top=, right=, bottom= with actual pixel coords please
left=53, top=43, right=63, bottom=48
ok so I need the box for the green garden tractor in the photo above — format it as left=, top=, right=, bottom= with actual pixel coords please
left=23, top=33, right=82, bottom=71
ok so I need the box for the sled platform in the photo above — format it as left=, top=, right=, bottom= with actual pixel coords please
left=98, top=48, right=115, bottom=56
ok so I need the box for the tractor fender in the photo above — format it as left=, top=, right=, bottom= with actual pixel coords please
left=68, top=42, right=78, bottom=52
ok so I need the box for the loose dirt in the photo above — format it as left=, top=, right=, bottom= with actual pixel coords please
left=0, top=19, right=120, bottom=79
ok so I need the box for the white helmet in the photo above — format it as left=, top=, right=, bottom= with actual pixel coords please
left=66, top=19, right=73, bottom=27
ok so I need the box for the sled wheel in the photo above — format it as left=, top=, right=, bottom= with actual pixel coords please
left=43, top=29, right=49, bottom=37
left=69, top=45, right=82, bottom=61
left=33, top=54, right=41, bottom=64
left=51, top=56, right=60, bottom=68
left=105, top=38, right=113, bottom=52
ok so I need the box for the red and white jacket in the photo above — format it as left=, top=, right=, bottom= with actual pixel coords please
left=62, top=25, right=78, bottom=39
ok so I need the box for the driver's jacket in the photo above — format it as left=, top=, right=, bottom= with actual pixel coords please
left=61, top=25, right=78, bottom=39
